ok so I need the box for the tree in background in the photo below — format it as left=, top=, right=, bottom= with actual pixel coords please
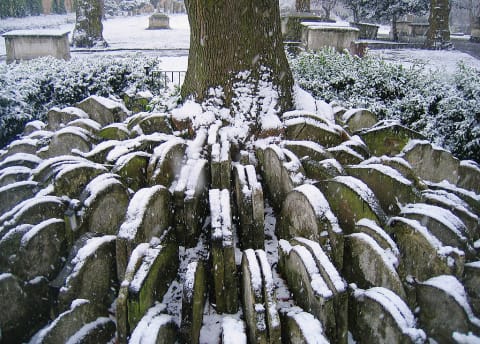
left=51, top=0, right=67, bottom=14
left=181, top=0, right=294, bottom=135
left=341, top=0, right=372, bottom=22
left=0, top=0, right=43, bottom=18
left=72, top=0, right=108, bottom=47
left=296, top=0, right=310, bottom=12
left=312, top=0, right=337, bottom=19
left=470, top=0, right=480, bottom=42
left=424, top=0, right=452, bottom=48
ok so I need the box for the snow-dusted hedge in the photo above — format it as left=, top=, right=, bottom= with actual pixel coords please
left=290, top=48, right=480, bottom=163
left=0, top=54, right=161, bottom=147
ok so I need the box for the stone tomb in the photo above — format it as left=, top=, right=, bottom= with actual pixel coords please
left=3, top=30, right=71, bottom=64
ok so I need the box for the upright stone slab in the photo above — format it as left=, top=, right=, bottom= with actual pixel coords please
left=112, top=151, right=151, bottom=191
left=350, top=287, right=426, bottom=344
left=68, top=118, right=101, bottom=135
left=0, top=152, right=42, bottom=170
left=98, top=123, right=130, bottom=141
left=56, top=235, right=117, bottom=313
left=53, top=161, right=108, bottom=198
left=277, top=241, right=341, bottom=343
left=0, top=166, right=32, bottom=187
left=148, top=13, right=170, bottom=29
left=181, top=261, right=207, bottom=344
left=209, top=189, right=238, bottom=314
left=416, top=275, right=480, bottom=342
left=402, top=140, right=460, bottom=185
left=127, top=237, right=178, bottom=331
left=359, top=122, right=424, bottom=157
left=147, top=138, right=186, bottom=187
left=284, top=116, right=347, bottom=148
left=316, top=176, right=387, bottom=234
left=46, top=106, right=89, bottom=131
left=327, top=140, right=367, bottom=166
left=0, top=273, right=30, bottom=342
left=116, top=185, right=172, bottom=281
left=76, top=95, right=129, bottom=126
left=340, top=108, right=378, bottom=133
left=387, top=217, right=465, bottom=281
left=41, top=126, right=93, bottom=158
left=233, top=164, right=264, bottom=250
left=277, top=184, right=344, bottom=269
left=129, top=304, right=178, bottom=344
left=279, top=307, right=329, bottom=344
left=0, top=224, right=32, bottom=272
left=78, top=174, right=129, bottom=237
left=138, top=113, right=173, bottom=135
left=3, top=138, right=39, bottom=158
left=32, top=155, right=87, bottom=185
left=464, top=262, right=480, bottom=315
left=344, top=233, right=406, bottom=300
left=0, top=181, right=40, bottom=214
left=14, top=218, right=66, bottom=281
left=211, top=139, right=231, bottom=190
left=347, top=163, right=421, bottom=215
left=458, top=160, right=480, bottom=194
left=67, top=317, right=116, bottom=344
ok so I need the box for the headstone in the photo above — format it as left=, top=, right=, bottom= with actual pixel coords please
left=0, top=181, right=40, bottom=214
left=98, top=123, right=130, bottom=141
left=148, top=13, right=170, bottom=29
left=111, top=151, right=151, bottom=191
left=147, top=138, right=186, bottom=187
left=41, top=126, right=93, bottom=158
left=138, top=113, right=173, bottom=135
left=76, top=96, right=129, bottom=127
left=279, top=307, right=329, bottom=344
left=284, top=116, right=347, bottom=148
left=464, top=262, right=480, bottom=316
left=129, top=304, right=178, bottom=344
left=340, top=108, right=378, bottom=133
left=46, top=107, right=89, bottom=131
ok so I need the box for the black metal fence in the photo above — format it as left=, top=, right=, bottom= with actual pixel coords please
left=145, top=67, right=186, bottom=90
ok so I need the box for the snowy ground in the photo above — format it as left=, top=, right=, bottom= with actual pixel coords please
left=1, top=13, right=480, bottom=75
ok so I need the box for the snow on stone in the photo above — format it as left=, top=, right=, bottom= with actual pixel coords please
left=294, top=237, right=346, bottom=293
left=356, top=218, right=400, bottom=258
left=8, top=137, right=39, bottom=149
left=255, top=249, right=280, bottom=328
left=185, top=159, right=207, bottom=200
left=65, top=317, right=111, bottom=344
left=129, top=302, right=167, bottom=344
left=20, top=218, right=63, bottom=248
left=52, top=106, right=89, bottom=119
left=328, top=144, right=365, bottom=161
left=55, top=160, right=108, bottom=180
left=284, top=117, right=340, bottom=137
left=460, top=160, right=480, bottom=173
left=355, top=287, right=426, bottom=342
left=62, top=235, right=116, bottom=291
left=422, top=189, right=478, bottom=221
left=172, top=99, right=202, bottom=121
left=465, top=261, right=480, bottom=269
left=287, top=307, right=328, bottom=344
left=400, top=203, right=468, bottom=241
left=245, top=165, right=261, bottom=191
left=401, top=139, right=445, bottom=155
left=294, top=184, right=342, bottom=235
left=0, top=153, right=42, bottom=169
left=316, top=99, right=335, bottom=122
left=114, top=151, right=151, bottom=171
left=294, top=85, right=317, bottom=113
left=352, top=163, right=412, bottom=186
left=342, top=108, right=368, bottom=123
left=222, top=317, right=247, bottom=344
left=82, top=173, right=123, bottom=207
left=320, top=158, right=344, bottom=174
left=244, top=249, right=263, bottom=298
left=118, top=186, right=164, bottom=240
left=426, top=180, right=480, bottom=202
left=55, top=126, right=92, bottom=142
left=292, top=245, right=333, bottom=298
left=186, top=129, right=207, bottom=160
left=452, top=332, right=480, bottom=344
left=0, top=165, right=32, bottom=179
left=350, top=232, right=400, bottom=273
left=184, top=261, right=198, bottom=301
left=361, top=155, right=412, bottom=170
left=279, top=239, right=293, bottom=255
left=129, top=245, right=162, bottom=293
left=423, top=275, right=480, bottom=327
left=0, top=180, right=37, bottom=194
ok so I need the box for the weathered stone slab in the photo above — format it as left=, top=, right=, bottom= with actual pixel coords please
left=78, top=173, right=129, bottom=237
left=211, top=139, right=231, bottom=190
left=425, top=180, right=480, bottom=216
left=3, top=138, right=39, bottom=158
left=77, top=140, right=120, bottom=164
left=111, top=151, right=151, bottom=191
left=233, top=164, right=264, bottom=250
left=147, top=138, right=186, bottom=187
left=464, top=262, right=480, bottom=316
left=98, top=123, right=130, bottom=141
left=0, top=195, right=66, bottom=238
left=350, top=287, right=426, bottom=343
left=67, top=118, right=102, bottom=134
left=129, top=304, right=178, bottom=344
left=181, top=261, right=207, bottom=344
left=359, top=122, right=424, bottom=156
left=0, top=165, right=32, bottom=187
left=241, top=249, right=267, bottom=344
left=174, top=159, right=209, bottom=247
left=387, top=217, right=465, bottom=281
left=344, top=232, right=406, bottom=300
left=221, top=317, right=247, bottom=344
left=67, top=317, right=116, bottom=344
left=123, top=90, right=153, bottom=114
left=279, top=307, right=329, bottom=344
left=259, top=145, right=305, bottom=210
left=277, top=184, right=344, bottom=269
left=53, top=161, right=108, bottom=199
left=75, top=95, right=129, bottom=126
left=148, top=13, right=170, bottom=29
left=117, top=185, right=172, bottom=281
left=400, top=203, right=471, bottom=254
left=361, top=155, right=421, bottom=187
left=340, top=108, right=378, bottom=133
left=284, top=116, right=347, bottom=148
left=209, top=189, right=238, bottom=314
left=41, top=126, right=93, bottom=158
left=281, top=140, right=332, bottom=162
left=347, top=163, right=421, bottom=215
left=327, top=143, right=364, bottom=166
left=402, top=140, right=460, bottom=185
left=138, top=113, right=173, bottom=135
left=14, top=218, right=66, bottom=280
left=46, top=106, right=89, bottom=131
left=23, top=120, right=46, bottom=135
left=0, top=181, right=40, bottom=214
left=0, top=273, right=30, bottom=342
left=56, top=235, right=117, bottom=313
left=0, top=152, right=42, bottom=170
left=355, top=218, right=400, bottom=255
left=458, top=160, right=480, bottom=194
left=29, top=299, right=102, bottom=344
left=127, top=238, right=178, bottom=331
left=305, top=157, right=346, bottom=181
left=416, top=275, right=480, bottom=342
left=0, top=224, right=32, bottom=272
left=277, top=240, right=340, bottom=343
left=32, top=155, right=87, bottom=184
left=316, top=176, right=387, bottom=234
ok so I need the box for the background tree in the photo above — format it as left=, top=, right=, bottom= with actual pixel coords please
left=312, top=0, right=337, bottom=18
left=424, top=0, right=452, bottom=48
left=72, top=0, right=108, bottom=47
left=52, top=0, right=67, bottom=14
left=341, top=0, right=371, bottom=22
left=181, top=0, right=294, bottom=130
left=296, top=0, right=310, bottom=12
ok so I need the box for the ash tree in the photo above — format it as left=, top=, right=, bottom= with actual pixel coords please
left=72, top=0, right=108, bottom=48
left=181, top=0, right=294, bottom=134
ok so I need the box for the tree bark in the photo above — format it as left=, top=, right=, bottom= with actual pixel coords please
left=296, top=0, right=311, bottom=12
left=391, top=14, right=399, bottom=41
left=425, top=0, right=452, bottom=49
left=72, top=0, right=108, bottom=48
left=181, top=0, right=294, bottom=121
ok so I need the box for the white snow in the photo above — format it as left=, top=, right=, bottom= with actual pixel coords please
left=351, top=163, right=412, bottom=186
left=65, top=317, right=112, bottom=344
left=82, top=173, right=123, bottom=207
left=294, top=85, right=317, bottom=113
left=349, top=232, right=399, bottom=274
left=222, top=317, right=247, bottom=344
left=20, top=218, right=63, bottom=247
left=244, top=248, right=263, bottom=298
left=356, top=218, right=400, bottom=258
left=452, top=332, right=480, bottom=344
left=287, top=307, right=329, bottom=344
left=129, top=245, right=162, bottom=293
left=184, top=261, right=198, bottom=301
left=129, top=302, right=168, bottom=344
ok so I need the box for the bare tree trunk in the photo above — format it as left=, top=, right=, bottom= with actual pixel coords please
left=391, top=14, right=399, bottom=41
left=471, top=0, right=480, bottom=42
left=181, top=0, right=294, bottom=124
left=296, top=0, right=310, bottom=12
left=425, top=0, right=452, bottom=49
left=72, top=0, right=107, bottom=47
